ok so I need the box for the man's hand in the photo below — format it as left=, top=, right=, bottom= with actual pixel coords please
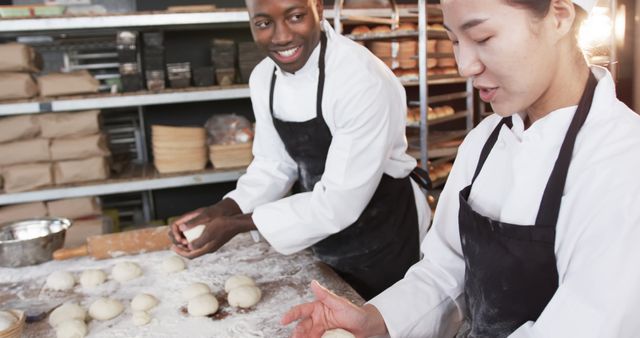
left=168, top=198, right=246, bottom=258
left=171, top=213, right=255, bottom=259
left=281, top=281, right=388, bottom=338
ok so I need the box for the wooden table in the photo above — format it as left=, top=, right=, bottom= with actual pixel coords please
left=0, top=233, right=364, bottom=337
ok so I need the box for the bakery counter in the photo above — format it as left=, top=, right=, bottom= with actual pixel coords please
left=0, top=233, right=364, bottom=337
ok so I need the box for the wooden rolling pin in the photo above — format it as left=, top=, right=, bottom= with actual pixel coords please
left=53, top=226, right=171, bottom=260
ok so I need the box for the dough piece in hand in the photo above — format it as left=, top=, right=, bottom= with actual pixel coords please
left=181, top=282, right=211, bottom=300
left=227, top=285, right=261, bottom=308
left=183, top=224, right=205, bottom=243
left=322, top=329, right=356, bottom=338
left=46, top=271, right=75, bottom=291
left=224, top=275, right=256, bottom=293
left=89, top=298, right=124, bottom=321
left=80, top=269, right=107, bottom=288
left=187, top=293, right=219, bottom=316
left=55, top=319, right=87, bottom=338
left=162, top=255, right=186, bottom=273
left=131, top=293, right=158, bottom=311
left=49, top=302, right=86, bottom=327
left=112, top=261, right=142, bottom=282
left=132, top=311, right=151, bottom=326
left=0, top=311, right=16, bottom=331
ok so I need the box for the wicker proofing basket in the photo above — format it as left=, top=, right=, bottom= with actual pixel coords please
left=0, top=310, right=25, bottom=338
left=209, top=143, right=253, bottom=169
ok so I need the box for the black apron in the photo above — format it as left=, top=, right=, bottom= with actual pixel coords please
left=458, top=72, right=598, bottom=337
left=269, top=32, right=425, bottom=300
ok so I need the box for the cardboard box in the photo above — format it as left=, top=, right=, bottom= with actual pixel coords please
left=0, top=138, right=50, bottom=166
left=53, top=156, right=109, bottom=185
left=0, top=43, right=41, bottom=73
left=50, top=133, right=110, bottom=161
left=0, top=72, right=38, bottom=100
left=47, top=197, right=102, bottom=220
left=0, top=201, right=48, bottom=225
left=63, top=216, right=109, bottom=248
left=37, top=70, right=99, bottom=97
left=0, top=115, right=40, bottom=144
left=2, top=163, right=53, bottom=193
left=38, top=110, right=101, bottom=139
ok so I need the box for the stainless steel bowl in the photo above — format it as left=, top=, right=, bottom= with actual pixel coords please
left=0, top=218, right=71, bottom=267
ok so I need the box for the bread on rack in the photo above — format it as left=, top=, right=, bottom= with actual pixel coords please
left=427, top=40, right=437, bottom=53
left=436, top=40, right=454, bottom=53
left=350, top=25, right=371, bottom=35
left=437, top=58, right=456, bottom=68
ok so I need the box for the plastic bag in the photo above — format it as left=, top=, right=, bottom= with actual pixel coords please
left=205, top=114, right=254, bottom=145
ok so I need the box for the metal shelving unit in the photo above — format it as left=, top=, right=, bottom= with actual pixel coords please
left=0, top=7, right=420, bottom=35
left=0, top=166, right=245, bottom=206
left=334, top=0, right=473, bottom=178
left=0, top=85, right=250, bottom=116
left=0, top=12, right=257, bottom=214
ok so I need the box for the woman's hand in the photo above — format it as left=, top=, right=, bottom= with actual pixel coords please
left=281, top=281, right=388, bottom=338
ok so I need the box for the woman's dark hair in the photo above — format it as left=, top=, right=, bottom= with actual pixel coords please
left=507, top=0, right=587, bottom=35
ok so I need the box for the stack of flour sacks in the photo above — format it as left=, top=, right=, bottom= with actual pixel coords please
left=0, top=110, right=110, bottom=193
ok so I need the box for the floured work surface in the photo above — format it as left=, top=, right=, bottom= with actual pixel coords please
left=0, top=233, right=364, bottom=337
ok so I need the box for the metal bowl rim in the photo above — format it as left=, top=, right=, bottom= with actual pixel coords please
left=0, top=217, right=72, bottom=244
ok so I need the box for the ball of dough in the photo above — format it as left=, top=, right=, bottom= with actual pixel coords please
left=224, top=275, right=256, bottom=293
left=89, top=298, right=124, bottom=321
left=227, top=285, right=261, bottom=308
left=112, top=262, right=142, bottom=282
left=49, top=302, right=86, bottom=327
left=132, top=311, right=151, bottom=326
left=46, top=271, right=75, bottom=291
left=322, top=329, right=356, bottom=338
left=187, top=293, right=219, bottom=316
left=162, top=256, right=186, bottom=273
left=181, top=282, right=211, bottom=300
left=131, top=293, right=158, bottom=312
left=55, top=319, right=87, bottom=338
left=0, top=311, right=16, bottom=331
left=80, top=269, right=107, bottom=288
left=183, top=224, right=205, bottom=243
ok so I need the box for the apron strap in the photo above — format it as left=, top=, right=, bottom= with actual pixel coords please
left=269, top=31, right=328, bottom=120
left=471, top=117, right=513, bottom=184
left=410, top=166, right=433, bottom=190
left=535, top=72, right=598, bottom=226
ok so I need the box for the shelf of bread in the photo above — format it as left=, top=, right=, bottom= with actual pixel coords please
left=346, top=29, right=419, bottom=41
left=407, top=105, right=467, bottom=127
left=0, top=163, right=245, bottom=205
left=0, top=84, right=250, bottom=116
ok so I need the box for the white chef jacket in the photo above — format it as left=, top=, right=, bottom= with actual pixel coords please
left=225, top=20, right=430, bottom=255
left=368, top=66, right=640, bottom=338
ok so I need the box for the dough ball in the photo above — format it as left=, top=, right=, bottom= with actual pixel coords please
left=55, top=319, right=87, bottom=338
left=224, top=275, right=256, bottom=293
left=162, top=256, right=186, bottom=273
left=112, top=261, right=142, bottom=282
left=183, top=224, right=206, bottom=243
left=49, top=302, right=86, bottom=327
left=131, top=293, right=158, bottom=312
left=89, top=298, right=124, bottom=321
left=0, top=311, right=16, bottom=331
left=181, top=282, right=211, bottom=300
left=79, top=269, right=107, bottom=288
left=132, top=311, right=151, bottom=326
left=322, top=329, right=356, bottom=338
left=46, top=271, right=75, bottom=291
left=187, top=293, right=219, bottom=317
left=227, top=285, right=261, bottom=308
